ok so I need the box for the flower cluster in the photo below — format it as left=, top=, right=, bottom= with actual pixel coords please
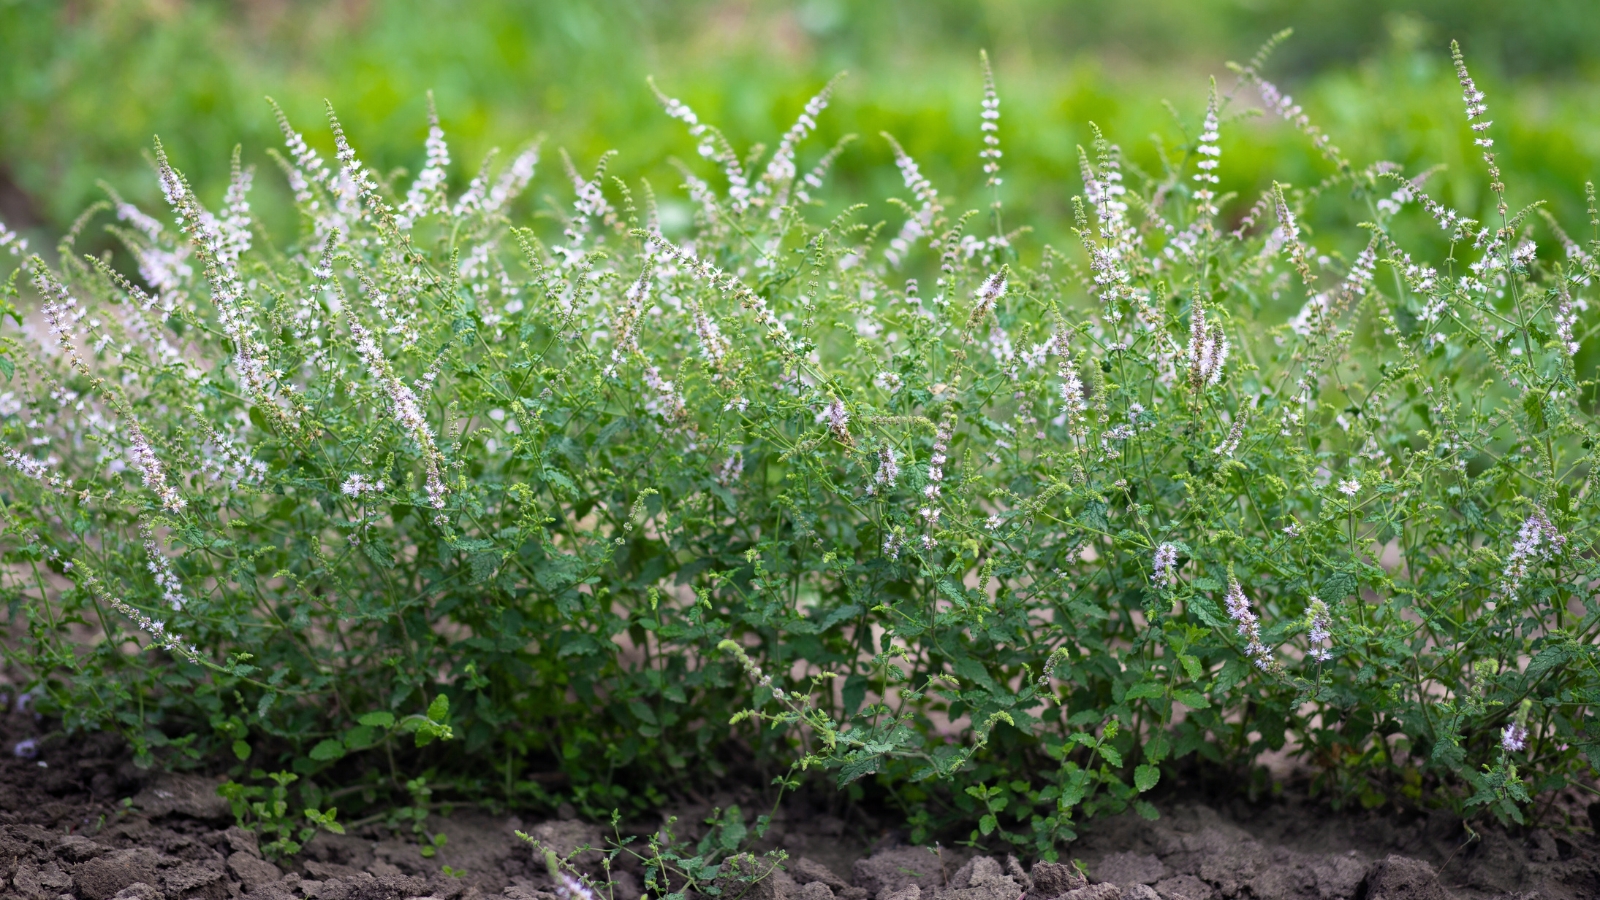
left=84, top=572, right=201, bottom=665
left=757, top=76, right=839, bottom=216
left=348, top=320, right=446, bottom=513
left=341, top=473, right=386, bottom=499
left=1193, top=88, right=1221, bottom=217
left=1186, top=301, right=1228, bottom=391
left=1305, top=597, right=1332, bottom=662
left=1225, top=577, right=1276, bottom=672
left=126, top=419, right=186, bottom=513
left=653, top=82, right=750, bottom=211
left=397, top=100, right=451, bottom=229
left=1152, top=542, right=1179, bottom=589
left=884, top=136, right=943, bottom=267
left=979, top=50, right=1002, bottom=189
left=870, top=444, right=899, bottom=494
left=1500, top=507, right=1565, bottom=599
left=0, top=219, right=25, bottom=257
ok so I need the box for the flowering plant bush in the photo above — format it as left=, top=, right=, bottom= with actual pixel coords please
left=4, top=36, right=1600, bottom=852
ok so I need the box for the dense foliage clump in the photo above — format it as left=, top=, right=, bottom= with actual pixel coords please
left=5, top=38, right=1600, bottom=855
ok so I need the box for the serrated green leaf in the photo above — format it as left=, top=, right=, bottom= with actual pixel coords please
left=232, top=740, right=251, bottom=761
left=358, top=711, right=396, bottom=728
left=1135, top=764, right=1160, bottom=792
left=1125, top=682, right=1165, bottom=701
left=1172, top=689, right=1210, bottom=709
left=309, top=739, right=346, bottom=761
left=427, top=693, right=450, bottom=722
left=1179, top=654, right=1204, bottom=680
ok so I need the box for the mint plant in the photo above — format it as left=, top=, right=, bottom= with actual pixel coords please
left=3, top=33, right=1599, bottom=855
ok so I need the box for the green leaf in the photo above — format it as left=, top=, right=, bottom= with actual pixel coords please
left=717, top=806, right=746, bottom=851
left=0, top=356, right=13, bottom=381
left=309, top=739, right=346, bottom=761
left=342, top=726, right=376, bottom=750
left=1171, top=689, right=1210, bottom=709
left=362, top=538, right=395, bottom=569
left=232, top=740, right=251, bottom=761
left=427, top=694, right=450, bottom=722
left=1179, top=654, right=1204, bottom=680
left=359, top=711, right=396, bottom=728
left=1134, top=764, right=1160, bottom=792
left=1186, top=593, right=1228, bottom=629
left=1124, top=683, right=1165, bottom=701
left=842, top=674, right=868, bottom=715
left=1145, top=730, right=1171, bottom=764
left=1527, top=645, right=1573, bottom=679
left=1097, top=745, right=1123, bottom=768
left=837, top=752, right=881, bottom=786
left=628, top=699, right=658, bottom=725
left=1134, top=800, right=1160, bottom=821
left=978, top=813, right=997, bottom=836
left=1524, top=392, right=1548, bottom=433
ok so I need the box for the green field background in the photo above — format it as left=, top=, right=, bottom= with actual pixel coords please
left=2, top=0, right=1598, bottom=260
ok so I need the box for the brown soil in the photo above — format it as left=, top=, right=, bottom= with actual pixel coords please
left=3, top=705, right=1599, bottom=900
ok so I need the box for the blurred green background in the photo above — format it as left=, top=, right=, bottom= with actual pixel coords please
left=2, top=0, right=1598, bottom=253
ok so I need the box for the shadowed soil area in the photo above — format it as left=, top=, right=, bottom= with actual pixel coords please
left=4, top=706, right=1600, bottom=900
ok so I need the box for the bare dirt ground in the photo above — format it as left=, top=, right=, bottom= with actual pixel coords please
left=3, top=703, right=1598, bottom=900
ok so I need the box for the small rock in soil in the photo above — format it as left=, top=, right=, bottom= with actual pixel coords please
left=15, top=858, right=76, bottom=899
left=1150, top=874, right=1214, bottom=900
left=799, top=881, right=836, bottom=900
left=227, top=851, right=282, bottom=893
left=1029, top=861, right=1088, bottom=897
left=1122, top=887, right=1159, bottom=900
left=790, top=857, right=850, bottom=892
left=1003, top=856, right=1028, bottom=891
left=880, top=886, right=922, bottom=900
left=111, top=883, right=166, bottom=900
left=1359, top=855, right=1451, bottom=900
left=520, top=820, right=604, bottom=871
left=853, top=847, right=949, bottom=899
left=221, top=828, right=261, bottom=859
left=131, top=776, right=230, bottom=823
left=945, top=856, right=997, bottom=890
left=1090, top=853, right=1166, bottom=887
left=160, top=861, right=227, bottom=900
left=57, top=835, right=103, bottom=862
left=1309, top=855, right=1367, bottom=900
left=74, top=849, right=163, bottom=900
left=1059, top=885, right=1121, bottom=900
